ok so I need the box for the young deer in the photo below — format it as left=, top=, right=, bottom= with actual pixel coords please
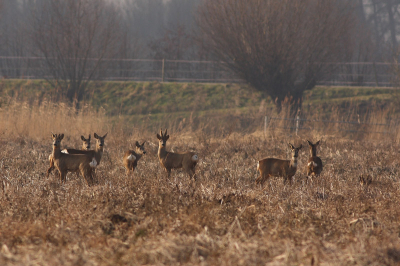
left=256, top=143, right=303, bottom=185
left=157, top=129, right=198, bottom=179
left=62, top=133, right=107, bottom=166
left=51, top=134, right=97, bottom=185
left=123, top=141, right=146, bottom=175
left=46, top=134, right=91, bottom=177
left=306, top=140, right=323, bottom=177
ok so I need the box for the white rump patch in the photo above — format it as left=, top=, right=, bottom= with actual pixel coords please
left=308, top=162, right=317, bottom=167
left=127, top=154, right=136, bottom=161
left=61, top=149, right=68, bottom=154
left=89, top=158, right=97, bottom=168
left=192, top=154, right=199, bottom=161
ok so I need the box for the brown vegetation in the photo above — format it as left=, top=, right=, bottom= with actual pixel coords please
left=1, top=100, right=400, bottom=265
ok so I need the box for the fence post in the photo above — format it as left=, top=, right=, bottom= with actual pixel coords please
left=161, top=59, right=165, bottom=82
left=296, top=116, right=300, bottom=136
left=264, top=116, right=268, bottom=136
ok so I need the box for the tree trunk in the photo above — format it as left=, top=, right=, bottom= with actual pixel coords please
left=386, top=0, right=398, bottom=49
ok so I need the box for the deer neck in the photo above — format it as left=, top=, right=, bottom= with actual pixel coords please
left=95, top=145, right=104, bottom=155
left=158, top=144, right=168, bottom=159
left=52, top=145, right=62, bottom=159
left=290, top=156, right=298, bottom=169
left=310, top=148, right=317, bottom=157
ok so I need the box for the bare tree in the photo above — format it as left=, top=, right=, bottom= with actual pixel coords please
left=198, top=0, right=356, bottom=113
left=30, top=0, right=121, bottom=102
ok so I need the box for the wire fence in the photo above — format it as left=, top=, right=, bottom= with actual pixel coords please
left=0, top=56, right=398, bottom=86
left=264, top=116, right=400, bottom=137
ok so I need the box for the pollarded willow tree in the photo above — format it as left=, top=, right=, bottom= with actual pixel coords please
left=197, top=0, right=356, bottom=113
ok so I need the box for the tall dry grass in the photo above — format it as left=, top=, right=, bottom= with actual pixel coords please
left=1, top=98, right=400, bottom=265
left=0, top=98, right=108, bottom=142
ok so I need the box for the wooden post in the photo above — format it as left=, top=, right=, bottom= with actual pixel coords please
left=264, top=116, right=268, bottom=136
left=161, top=59, right=165, bottom=82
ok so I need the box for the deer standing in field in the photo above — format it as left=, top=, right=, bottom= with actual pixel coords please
left=51, top=133, right=97, bottom=185
left=306, top=140, right=323, bottom=178
left=62, top=133, right=107, bottom=173
left=256, top=143, right=303, bottom=185
left=47, top=134, right=91, bottom=177
left=123, top=141, right=146, bottom=175
left=157, top=129, right=198, bottom=179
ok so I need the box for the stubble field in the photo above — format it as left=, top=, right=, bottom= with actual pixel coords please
left=1, top=96, right=400, bottom=265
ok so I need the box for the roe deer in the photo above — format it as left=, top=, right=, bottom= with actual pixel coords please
left=256, top=143, right=303, bottom=185
left=156, top=129, right=198, bottom=178
left=46, top=134, right=91, bottom=177
left=62, top=133, right=107, bottom=166
left=51, top=133, right=97, bottom=185
left=123, top=141, right=146, bottom=175
left=306, top=140, right=323, bottom=177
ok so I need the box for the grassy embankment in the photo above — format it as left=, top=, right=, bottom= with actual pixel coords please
left=1, top=79, right=399, bottom=137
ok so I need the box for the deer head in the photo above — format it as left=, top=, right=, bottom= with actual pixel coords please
left=81, top=134, right=91, bottom=150
left=156, top=129, right=169, bottom=148
left=94, top=133, right=107, bottom=150
left=135, top=141, right=146, bottom=155
left=307, top=140, right=320, bottom=156
left=52, top=133, right=64, bottom=148
left=288, top=143, right=302, bottom=158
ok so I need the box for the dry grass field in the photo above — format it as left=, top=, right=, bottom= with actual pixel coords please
left=1, top=98, right=400, bottom=265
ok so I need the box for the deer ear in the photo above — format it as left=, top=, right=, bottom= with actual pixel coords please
left=166, top=135, right=169, bottom=141
left=103, top=133, right=108, bottom=138
left=135, top=141, right=140, bottom=147
left=160, top=128, right=163, bottom=137
left=88, top=134, right=91, bottom=140
left=142, top=141, right=146, bottom=146
left=94, top=133, right=99, bottom=139
left=157, top=134, right=161, bottom=140
left=316, top=140, right=320, bottom=145
left=307, top=140, right=312, bottom=146
left=52, top=133, right=56, bottom=139
left=59, top=134, right=64, bottom=140
left=288, top=143, right=294, bottom=149
left=298, top=144, right=303, bottom=149
left=81, top=136, right=86, bottom=141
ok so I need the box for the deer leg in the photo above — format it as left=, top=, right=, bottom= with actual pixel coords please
left=60, top=171, right=67, bottom=183
left=187, top=168, right=195, bottom=179
left=166, top=168, right=171, bottom=178
left=82, top=168, right=93, bottom=186
left=46, top=166, right=54, bottom=177
left=283, top=176, right=288, bottom=185
left=47, top=159, right=54, bottom=177
left=256, top=173, right=268, bottom=186
left=288, top=175, right=293, bottom=185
